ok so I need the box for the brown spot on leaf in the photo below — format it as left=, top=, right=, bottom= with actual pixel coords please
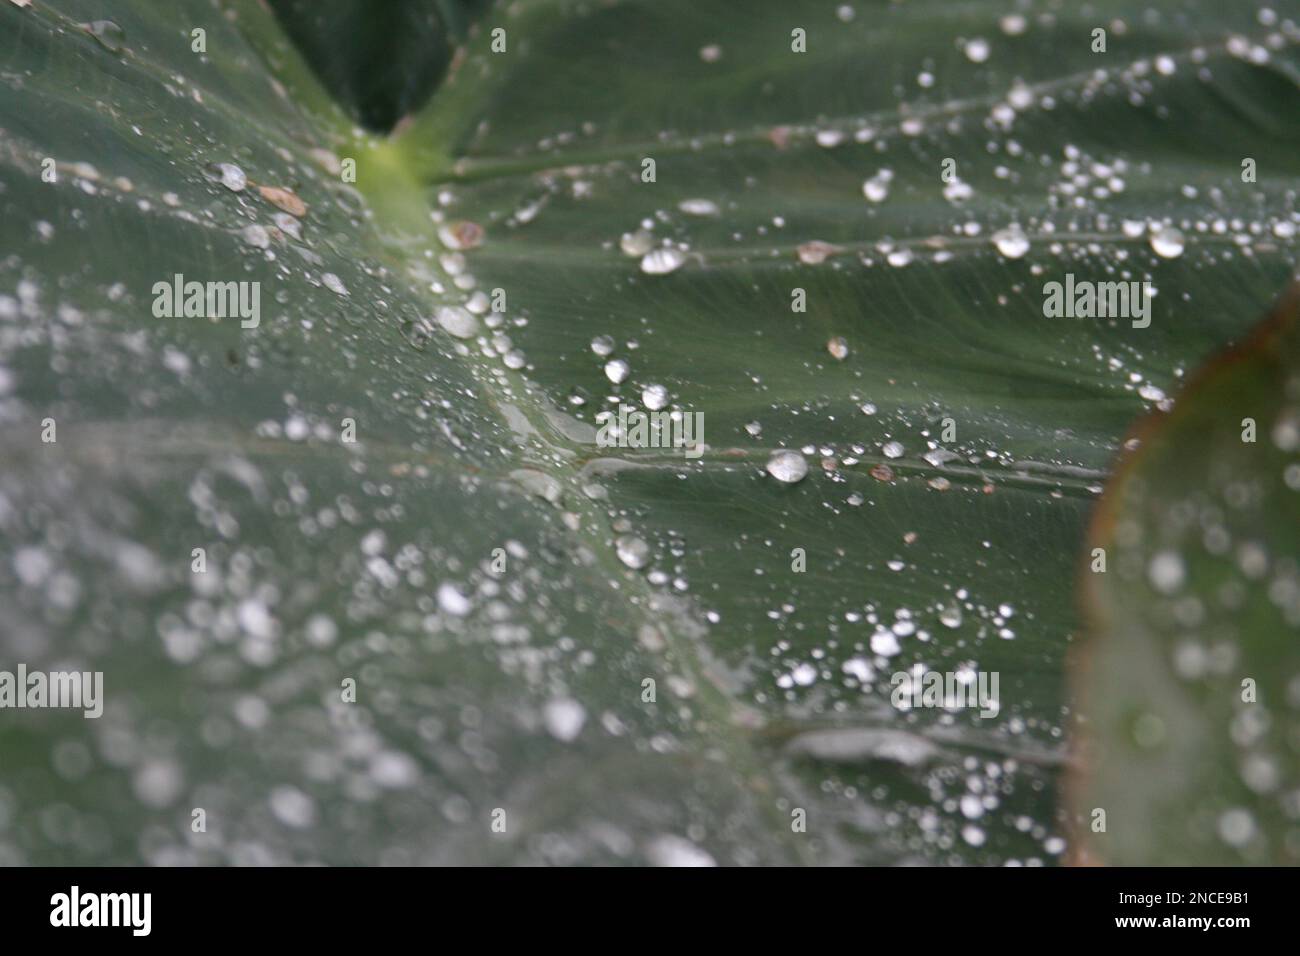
left=768, top=126, right=792, bottom=149
left=258, top=185, right=307, bottom=218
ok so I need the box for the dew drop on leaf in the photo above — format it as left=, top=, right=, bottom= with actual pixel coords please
left=204, top=162, right=247, bottom=192
left=604, top=358, right=630, bottom=384
left=678, top=198, right=719, bottom=216
left=615, top=534, right=650, bottom=569
left=640, top=247, right=686, bottom=275
left=1150, top=226, right=1185, bottom=258
left=992, top=225, right=1029, bottom=259
left=436, top=305, right=479, bottom=339
left=641, top=383, right=669, bottom=410
left=620, top=230, right=654, bottom=257
left=766, top=450, right=808, bottom=484
left=241, top=224, right=270, bottom=249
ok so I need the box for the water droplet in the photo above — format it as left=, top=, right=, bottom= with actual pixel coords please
left=1000, top=13, right=1028, bottom=35
left=862, top=169, right=893, bottom=203
left=273, top=212, right=302, bottom=240
left=645, top=834, right=716, bottom=867
left=827, top=337, right=849, bottom=360
left=641, top=383, right=669, bottom=410
left=544, top=697, right=587, bottom=741
left=1138, top=382, right=1166, bottom=402
left=620, top=230, right=654, bottom=257
left=939, top=604, right=963, bottom=628
left=438, top=220, right=484, bottom=250
left=241, top=224, right=270, bottom=249
left=882, top=441, right=904, bottom=459
left=964, top=38, right=990, bottom=62
left=1217, top=808, right=1256, bottom=848
left=604, top=358, right=630, bottom=384
left=205, top=162, right=247, bottom=192
left=270, top=786, right=317, bottom=829
left=321, top=272, right=349, bottom=296
left=791, top=662, right=818, bottom=686
left=1150, top=226, right=1185, bottom=258
left=678, top=198, right=719, bottom=216
left=640, top=247, right=686, bottom=275
left=943, top=179, right=974, bottom=202
left=590, top=335, right=616, bottom=357
left=766, top=450, right=808, bottom=484
left=82, top=20, right=126, bottom=53
left=437, top=582, right=472, bottom=616
left=615, top=535, right=650, bottom=569
left=1148, top=550, right=1185, bottom=594
left=797, top=240, right=841, bottom=265
left=436, top=305, right=479, bottom=339
left=870, top=630, right=901, bottom=656
left=992, top=225, right=1029, bottom=258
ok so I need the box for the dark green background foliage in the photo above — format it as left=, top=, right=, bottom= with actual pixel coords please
left=267, top=0, right=492, bottom=131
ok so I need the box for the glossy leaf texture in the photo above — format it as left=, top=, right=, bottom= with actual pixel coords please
left=0, top=0, right=1297, bottom=865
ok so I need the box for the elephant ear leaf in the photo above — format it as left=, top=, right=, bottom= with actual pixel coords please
left=1072, top=289, right=1300, bottom=865
left=0, top=0, right=1298, bottom=866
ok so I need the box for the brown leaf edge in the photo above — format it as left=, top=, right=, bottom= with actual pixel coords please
left=1064, top=280, right=1300, bottom=866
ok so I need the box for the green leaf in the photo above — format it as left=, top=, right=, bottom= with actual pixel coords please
left=0, top=0, right=1297, bottom=865
left=1071, top=288, right=1300, bottom=865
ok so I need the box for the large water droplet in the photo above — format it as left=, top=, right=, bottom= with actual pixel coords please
left=862, top=169, right=893, bottom=203
left=615, top=535, right=650, bottom=569
left=436, top=305, right=479, bottom=339
left=964, top=37, right=991, bottom=62
left=620, top=230, right=654, bottom=257
left=766, top=450, right=808, bottom=484
left=241, top=224, right=270, bottom=249
left=1148, top=550, right=1185, bottom=594
left=604, top=358, right=630, bottom=384
left=1150, top=226, right=1185, bottom=258
left=543, top=697, right=587, bottom=741
left=797, top=241, right=841, bottom=265
left=205, top=162, right=247, bottom=193
left=678, top=198, right=719, bottom=216
left=640, top=248, right=686, bottom=275
left=992, top=225, right=1029, bottom=258
left=641, top=384, right=669, bottom=410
